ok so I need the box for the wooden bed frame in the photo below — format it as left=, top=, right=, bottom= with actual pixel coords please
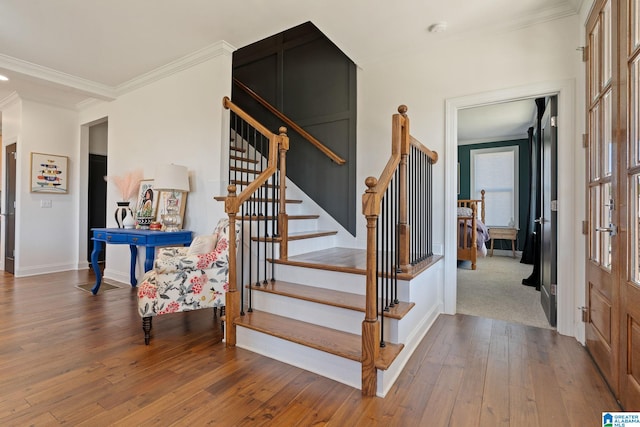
left=457, top=189, right=485, bottom=270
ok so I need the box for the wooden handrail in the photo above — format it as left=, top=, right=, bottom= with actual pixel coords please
left=221, top=96, right=289, bottom=347
left=222, top=96, right=285, bottom=213
left=233, top=78, right=346, bottom=165
left=410, top=136, right=438, bottom=164
left=360, top=104, right=438, bottom=396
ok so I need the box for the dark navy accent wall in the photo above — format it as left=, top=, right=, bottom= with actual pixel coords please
left=458, top=139, right=530, bottom=251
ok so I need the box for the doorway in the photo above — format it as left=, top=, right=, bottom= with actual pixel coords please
left=444, top=80, right=578, bottom=337
left=87, top=120, right=108, bottom=263
left=455, top=96, right=557, bottom=328
left=4, top=142, right=16, bottom=274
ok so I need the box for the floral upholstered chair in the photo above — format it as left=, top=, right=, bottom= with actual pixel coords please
left=137, top=218, right=239, bottom=344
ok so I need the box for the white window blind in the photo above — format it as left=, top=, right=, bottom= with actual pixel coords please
left=471, top=146, right=518, bottom=228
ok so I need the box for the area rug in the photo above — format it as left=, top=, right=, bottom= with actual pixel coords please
left=76, top=282, right=121, bottom=293
left=457, top=254, right=553, bottom=329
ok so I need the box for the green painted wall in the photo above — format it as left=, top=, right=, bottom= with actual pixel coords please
left=458, top=139, right=530, bottom=251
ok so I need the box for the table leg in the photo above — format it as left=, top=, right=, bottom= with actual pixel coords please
left=144, top=246, right=155, bottom=272
left=90, top=240, right=104, bottom=295
left=490, top=239, right=494, bottom=257
left=512, top=239, right=516, bottom=258
left=129, top=245, right=138, bottom=287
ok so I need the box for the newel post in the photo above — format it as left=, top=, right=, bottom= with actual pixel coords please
left=362, top=177, right=380, bottom=396
left=277, top=127, right=290, bottom=260
left=397, top=105, right=411, bottom=271
left=224, top=184, right=239, bottom=347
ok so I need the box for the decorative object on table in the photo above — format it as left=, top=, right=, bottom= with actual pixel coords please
left=154, top=164, right=190, bottom=232
left=104, top=169, right=143, bottom=229
left=149, top=222, right=162, bottom=231
left=134, top=179, right=158, bottom=229
left=30, top=152, right=69, bottom=193
left=115, top=202, right=135, bottom=229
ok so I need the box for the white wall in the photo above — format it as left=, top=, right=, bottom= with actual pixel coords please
left=17, top=100, right=80, bottom=276
left=356, top=15, right=584, bottom=335
left=78, top=47, right=233, bottom=284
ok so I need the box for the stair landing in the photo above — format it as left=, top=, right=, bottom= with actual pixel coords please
left=271, top=247, right=443, bottom=280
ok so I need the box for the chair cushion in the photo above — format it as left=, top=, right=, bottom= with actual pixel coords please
left=187, top=235, right=217, bottom=255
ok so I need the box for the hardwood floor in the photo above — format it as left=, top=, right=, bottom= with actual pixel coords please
left=0, top=269, right=619, bottom=425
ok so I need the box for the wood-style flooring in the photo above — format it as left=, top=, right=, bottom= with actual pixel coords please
left=0, top=269, right=619, bottom=426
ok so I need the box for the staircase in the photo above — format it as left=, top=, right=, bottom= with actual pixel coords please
left=220, top=97, right=441, bottom=397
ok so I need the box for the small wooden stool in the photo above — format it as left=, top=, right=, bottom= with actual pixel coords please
left=488, top=227, right=518, bottom=258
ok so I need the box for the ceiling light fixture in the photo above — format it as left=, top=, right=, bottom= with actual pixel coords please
left=427, top=22, right=448, bottom=33
left=0, top=74, right=8, bottom=81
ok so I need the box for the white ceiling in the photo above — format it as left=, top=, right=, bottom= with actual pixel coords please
left=0, top=0, right=583, bottom=138
left=458, top=99, right=538, bottom=145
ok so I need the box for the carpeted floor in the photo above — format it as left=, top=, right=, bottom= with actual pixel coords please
left=457, top=253, right=554, bottom=329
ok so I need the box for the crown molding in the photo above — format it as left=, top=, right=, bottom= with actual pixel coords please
left=0, top=91, right=20, bottom=109
left=0, top=54, right=116, bottom=100
left=115, top=40, right=236, bottom=96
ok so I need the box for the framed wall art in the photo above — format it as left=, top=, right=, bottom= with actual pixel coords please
left=30, top=152, right=69, bottom=193
left=134, top=179, right=158, bottom=228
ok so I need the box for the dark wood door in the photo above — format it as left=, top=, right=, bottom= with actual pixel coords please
left=540, top=97, right=557, bottom=326
left=87, top=154, right=107, bottom=262
left=4, top=143, right=16, bottom=274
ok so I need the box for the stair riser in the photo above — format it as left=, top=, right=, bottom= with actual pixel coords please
left=272, top=263, right=414, bottom=299
left=273, top=234, right=338, bottom=257
left=236, top=327, right=362, bottom=390
left=238, top=218, right=320, bottom=236
left=248, top=291, right=401, bottom=339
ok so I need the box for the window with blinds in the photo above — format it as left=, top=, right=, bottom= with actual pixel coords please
left=470, top=146, right=519, bottom=228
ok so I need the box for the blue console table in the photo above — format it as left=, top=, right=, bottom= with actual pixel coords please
left=90, top=228, right=192, bottom=295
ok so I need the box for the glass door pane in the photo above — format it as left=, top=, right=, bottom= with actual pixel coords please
left=591, top=20, right=601, bottom=101
left=632, top=175, right=640, bottom=283
left=591, top=103, right=601, bottom=180
left=602, top=182, right=613, bottom=270
left=633, top=0, right=640, bottom=51
left=591, top=185, right=601, bottom=263
left=603, top=0, right=612, bottom=85
left=604, top=89, right=613, bottom=176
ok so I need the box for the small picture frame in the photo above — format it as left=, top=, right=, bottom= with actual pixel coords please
left=134, top=179, right=158, bottom=228
left=30, top=152, right=69, bottom=193
left=157, top=191, right=188, bottom=230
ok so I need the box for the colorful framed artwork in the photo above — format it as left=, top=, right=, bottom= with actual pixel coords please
left=30, top=152, right=69, bottom=193
left=134, top=179, right=159, bottom=228
left=157, top=191, right=188, bottom=230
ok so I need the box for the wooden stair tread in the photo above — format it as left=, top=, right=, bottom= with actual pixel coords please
left=247, top=280, right=414, bottom=319
left=230, top=166, right=261, bottom=174
left=271, top=247, right=443, bottom=281
left=252, top=230, right=337, bottom=242
left=230, top=155, right=259, bottom=164
left=234, top=310, right=403, bottom=370
left=247, top=197, right=302, bottom=203
left=213, top=197, right=303, bottom=204
left=238, top=214, right=319, bottom=221
left=230, top=145, right=246, bottom=153
left=231, top=179, right=284, bottom=188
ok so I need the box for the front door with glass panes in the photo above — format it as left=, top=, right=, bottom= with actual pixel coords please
left=586, top=0, right=640, bottom=408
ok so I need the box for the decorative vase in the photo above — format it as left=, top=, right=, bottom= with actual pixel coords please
left=115, top=202, right=134, bottom=229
